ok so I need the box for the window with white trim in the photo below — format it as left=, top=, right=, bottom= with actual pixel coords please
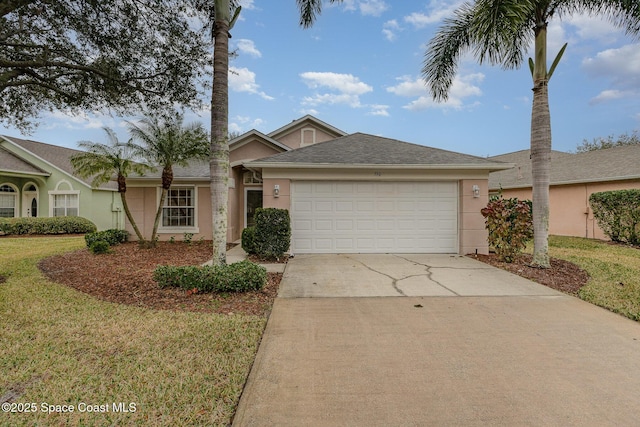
left=0, top=184, right=17, bottom=218
left=53, top=193, right=79, bottom=217
left=162, top=187, right=195, bottom=227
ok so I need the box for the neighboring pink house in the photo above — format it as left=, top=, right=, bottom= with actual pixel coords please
left=489, top=146, right=640, bottom=240
left=126, top=115, right=511, bottom=254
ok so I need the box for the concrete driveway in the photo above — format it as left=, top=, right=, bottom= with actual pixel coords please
left=233, top=254, right=640, bottom=426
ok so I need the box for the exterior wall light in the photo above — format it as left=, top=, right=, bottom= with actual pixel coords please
left=472, top=185, right=480, bottom=198
left=274, top=184, right=280, bottom=198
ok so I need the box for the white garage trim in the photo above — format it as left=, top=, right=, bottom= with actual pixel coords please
left=291, top=181, right=458, bottom=254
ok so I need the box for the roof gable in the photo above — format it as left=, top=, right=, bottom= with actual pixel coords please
left=0, top=145, right=50, bottom=176
left=267, top=115, right=347, bottom=142
left=249, top=133, right=511, bottom=170
left=1, top=135, right=116, bottom=190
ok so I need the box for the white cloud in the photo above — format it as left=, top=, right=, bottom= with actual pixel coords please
left=359, top=0, right=389, bottom=16
left=561, top=13, right=621, bottom=44
left=382, top=19, right=401, bottom=42
left=589, top=89, right=626, bottom=104
left=236, top=39, right=261, bottom=58
left=44, top=111, right=114, bottom=130
left=300, top=72, right=373, bottom=108
left=338, top=0, right=388, bottom=16
left=229, top=115, right=265, bottom=134
left=229, top=66, right=274, bottom=100
left=301, top=72, right=373, bottom=95
left=238, top=0, right=256, bottom=10
left=387, top=73, right=484, bottom=111
left=582, top=43, right=640, bottom=102
left=404, top=1, right=464, bottom=29
left=368, top=104, right=390, bottom=116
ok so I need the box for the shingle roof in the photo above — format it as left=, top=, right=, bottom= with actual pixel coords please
left=1, top=135, right=117, bottom=190
left=0, top=146, right=50, bottom=176
left=489, top=145, right=640, bottom=189
left=249, top=133, right=511, bottom=169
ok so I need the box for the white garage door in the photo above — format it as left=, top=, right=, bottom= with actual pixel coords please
left=291, top=181, right=458, bottom=253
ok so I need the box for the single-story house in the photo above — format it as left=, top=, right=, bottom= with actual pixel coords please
left=0, top=135, right=124, bottom=230
left=489, top=145, right=640, bottom=240
left=126, top=115, right=512, bottom=254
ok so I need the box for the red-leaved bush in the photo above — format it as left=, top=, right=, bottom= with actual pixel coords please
left=481, top=197, right=533, bottom=263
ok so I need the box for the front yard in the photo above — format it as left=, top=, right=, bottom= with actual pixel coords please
left=548, top=235, right=640, bottom=321
left=0, top=236, right=266, bottom=426
left=1, top=234, right=639, bottom=426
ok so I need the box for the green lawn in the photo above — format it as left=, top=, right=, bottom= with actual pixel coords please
left=0, top=237, right=266, bottom=426
left=548, top=235, right=640, bottom=321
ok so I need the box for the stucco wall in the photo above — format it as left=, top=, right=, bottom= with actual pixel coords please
left=459, top=179, right=489, bottom=255
left=499, top=179, right=640, bottom=240
left=275, top=127, right=338, bottom=149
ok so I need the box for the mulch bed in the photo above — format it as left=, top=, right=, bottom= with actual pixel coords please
left=469, top=253, right=590, bottom=296
left=38, top=241, right=281, bottom=316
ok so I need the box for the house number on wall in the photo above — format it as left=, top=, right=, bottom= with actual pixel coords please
left=374, top=172, right=382, bottom=176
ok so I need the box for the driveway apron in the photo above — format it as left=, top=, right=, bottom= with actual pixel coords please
left=233, top=254, right=640, bottom=426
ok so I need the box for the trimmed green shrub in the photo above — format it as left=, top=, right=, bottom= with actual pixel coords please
left=89, top=240, right=111, bottom=254
left=0, top=216, right=97, bottom=235
left=241, top=226, right=257, bottom=255
left=481, top=197, right=533, bottom=263
left=85, top=229, right=129, bottom=247
left=253, top=208, right=291, bottom=260
left=153, top=260, right=266, bottom=293
left=590, top=190, right=640, bottom=245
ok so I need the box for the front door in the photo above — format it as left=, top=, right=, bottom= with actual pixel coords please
left=22, top=192, right=38, bottom=217
left=245, top=189, right=263, bottom=228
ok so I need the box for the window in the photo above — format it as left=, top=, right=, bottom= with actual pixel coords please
left=162, top=187, right=195, bottom=227
left=0, top=184, right=17, bottom=218
left=53, top=193, right=79, bottom=217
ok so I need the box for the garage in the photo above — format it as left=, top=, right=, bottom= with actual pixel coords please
left=291, top=181, right=458, bottom=253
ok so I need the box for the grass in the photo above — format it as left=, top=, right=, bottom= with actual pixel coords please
left=0, top=236, right=266, bottom=426
left=548, top=235, right=640, bottom=321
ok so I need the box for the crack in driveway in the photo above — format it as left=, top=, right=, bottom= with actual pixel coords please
left=344, top=255, right=406, bottom=296
left=393, top=255, right=461, bottom=296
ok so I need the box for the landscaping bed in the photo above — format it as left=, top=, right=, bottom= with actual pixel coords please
left=39, top=241, right=281, bottom=316
left=469, top=253, right=590, bottom=296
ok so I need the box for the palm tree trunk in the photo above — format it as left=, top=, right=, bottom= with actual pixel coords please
left=210, top=0, right=230, bottom=266
left=530, top=23, right=551, bottom=268
left=120, top=191, right=146, bottom=243
left=150, top=188, right=167, bottom=248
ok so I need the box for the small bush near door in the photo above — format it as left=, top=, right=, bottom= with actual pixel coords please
left=241, top=226, right=257, bottom=255
left=252, top=208, right=291, bottom=261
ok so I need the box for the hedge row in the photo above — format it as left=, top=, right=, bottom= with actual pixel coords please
left=0, top=216, right=97, bottom=235
left=590, top=190, right=640, bottom=245
left=154, top=260, right=267, bottom=293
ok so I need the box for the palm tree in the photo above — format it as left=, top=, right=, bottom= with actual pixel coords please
left=205, top=0, right=341, bottom=265
left=127, top=113, right=209, bottom=247
left=423, top=1, right=640, bottom=267
left=70, top=128, right=153, bottom=244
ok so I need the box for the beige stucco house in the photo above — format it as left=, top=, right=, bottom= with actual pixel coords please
left=489, top=146, right=640, bottom=240
left=126, top=115, right=512, bottom=254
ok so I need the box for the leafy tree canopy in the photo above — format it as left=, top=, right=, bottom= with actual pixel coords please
left=0, top=0, right=211, bottom=132
left=577, top=130, right=640, bottom=152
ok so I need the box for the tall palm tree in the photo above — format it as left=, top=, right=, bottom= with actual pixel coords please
left=423, top=0, right=640, bottom=267
left=70, top=128, right=153, bottom=244
left=127, top=113, right=209, bottom=247
left=205, top=0, right=341, bottom=265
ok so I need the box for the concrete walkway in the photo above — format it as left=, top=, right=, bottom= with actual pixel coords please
left=233, top=254, right=640, bottom=426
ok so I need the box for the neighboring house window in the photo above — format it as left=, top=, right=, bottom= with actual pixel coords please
left=53, top=193, right=79, bottom=217
left=0, top=184, right=17, bottom=218
left=162, top=187, right=195, bottom=228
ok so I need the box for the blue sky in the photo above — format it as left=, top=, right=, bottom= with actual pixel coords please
left=3, top=0, right=639, bottom=157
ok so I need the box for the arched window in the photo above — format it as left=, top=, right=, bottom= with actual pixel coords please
left=0, top=184, right=17, bottom=218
